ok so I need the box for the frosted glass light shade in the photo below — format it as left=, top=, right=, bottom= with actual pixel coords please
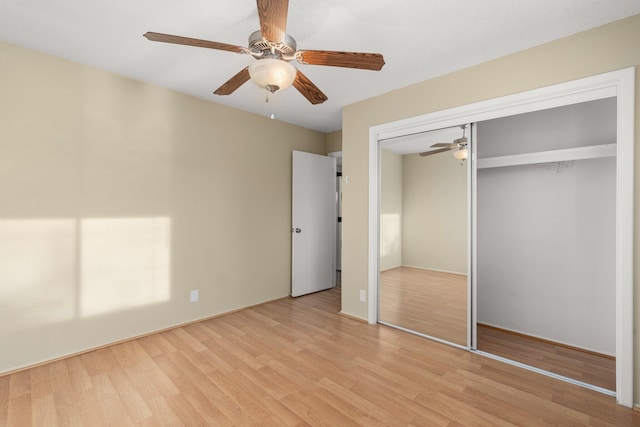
left=248, top=58, right=297, bottom=92
left=453, top=148, right=468, bottom=160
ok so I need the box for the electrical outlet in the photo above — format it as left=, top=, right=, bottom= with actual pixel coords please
left=190, top=289, right=199, bottom=303
left=359, top=290, right=366, bottom=302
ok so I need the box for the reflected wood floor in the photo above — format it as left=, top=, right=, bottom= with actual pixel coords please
left=380, top=267, right=468, bottom=346
left=477, top=324, right=616, bottom=392
left=379, top=266, right=616, bottom=393
left=2, top=288, right=639, bottom=426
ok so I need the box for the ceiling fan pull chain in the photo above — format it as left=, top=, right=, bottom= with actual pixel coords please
left=264, top=89, right=275, bottom=120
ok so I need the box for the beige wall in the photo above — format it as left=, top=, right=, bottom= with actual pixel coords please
left=402, top=153, right=467, bottom=274
left=379, top=149, right=402, bottom=271
left=0, top=42, right=326, bottom=373
left=380, top=149, right=467, bottom=273
left=326, top=130, right=343, bottom=154
left=341, top=14, right=640, bottom=401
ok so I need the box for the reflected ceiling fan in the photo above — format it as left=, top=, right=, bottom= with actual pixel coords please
left=143, top=0, right=385, bottom=105
left=420, top=125, right=469, bottom=160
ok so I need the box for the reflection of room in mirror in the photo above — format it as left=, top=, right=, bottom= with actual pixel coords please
left=380, top=267, right=467, bottom=346
left=379, top=124, right=468, bottom=347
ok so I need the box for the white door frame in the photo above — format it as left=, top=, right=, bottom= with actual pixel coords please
left=367, top=67, right=634, bottom=407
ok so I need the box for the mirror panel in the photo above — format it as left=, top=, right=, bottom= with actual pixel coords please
left=379, top=127, right=468, bottom=346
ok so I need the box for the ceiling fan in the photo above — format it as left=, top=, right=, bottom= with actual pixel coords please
left=143, top=0, right=385, bottom=105
left=420, top=125, right=469, bottom=160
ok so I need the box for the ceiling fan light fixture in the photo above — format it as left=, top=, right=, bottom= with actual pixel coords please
left=248, top=58, right=297, bottom=93
left=453, top=147, right=468, bottom=160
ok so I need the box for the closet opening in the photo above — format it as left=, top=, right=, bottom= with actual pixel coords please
left=473, top=98, right=617, bottom=393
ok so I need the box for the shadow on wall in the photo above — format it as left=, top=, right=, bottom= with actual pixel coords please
left=0, top=217, right=171, bottom=325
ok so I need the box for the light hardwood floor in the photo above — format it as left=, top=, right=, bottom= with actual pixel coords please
left=380, top=266, right=616, bottom=393
left=1, top=287, right=639, bottom=426
left=477, top=323, right=616, bottom=392
left=380, top=267, right=467, bottom=346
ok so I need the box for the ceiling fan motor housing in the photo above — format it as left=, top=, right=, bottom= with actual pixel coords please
left=248, top=30, right=297, bottom=58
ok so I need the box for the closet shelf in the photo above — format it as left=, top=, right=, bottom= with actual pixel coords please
left=476, top=143, right=616, bottom=169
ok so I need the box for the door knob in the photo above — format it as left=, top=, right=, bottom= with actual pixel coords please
left=294, top=228, right=302, bottom=233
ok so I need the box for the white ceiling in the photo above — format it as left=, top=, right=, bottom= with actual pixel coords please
left=1, top=1, right=638, bottom=133
left=382, top=126, right=464, bottom=155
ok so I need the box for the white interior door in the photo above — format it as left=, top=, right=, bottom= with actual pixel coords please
left=292, top=151, right=336, bottom=297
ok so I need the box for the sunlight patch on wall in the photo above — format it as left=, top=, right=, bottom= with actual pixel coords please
left=0, top=220, right=76, bottom=329
left=0, top=217, right=171, bottom=330
left=80, top=217, right=171, bottom=317
left=380, top=213, right=401, bottom=258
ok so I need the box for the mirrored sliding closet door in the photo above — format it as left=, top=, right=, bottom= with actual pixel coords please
left=379, top=126, right=469, bottom=347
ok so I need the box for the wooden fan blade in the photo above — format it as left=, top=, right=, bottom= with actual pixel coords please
left=296, top=50, right=385, bottom=71
left=431, top=142, right=460, bottom=148
left=143, top=32, right=244, bottom=53
left=419, top=147, right=453, bottom=157
left=257, top=0, right=289, bottom=43
left=292, top=70, right=328, bottom=105
left=214, top=67, right=250, bottom=95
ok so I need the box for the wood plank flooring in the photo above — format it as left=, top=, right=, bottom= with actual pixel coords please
left=1, top=287, right=639, bottom=426
left=380, top=266, right=616, bottom=393
left=477, top=323, right=616, bottom=392
left=380, top=267, right=467, bottom=346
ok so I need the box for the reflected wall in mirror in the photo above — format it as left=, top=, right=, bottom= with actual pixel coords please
left=379, top=127, right=468, bottom=346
